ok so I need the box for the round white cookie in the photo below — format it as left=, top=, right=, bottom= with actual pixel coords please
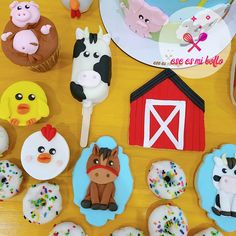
left=111, top=227, right=145, bottom=236
left=23, top=182, right=62, bottom=224
left=21, top=124, right=70, bottom=180
left=49, top=222, right=86, bottom=236
left=148, top=161, right=187, bottom=199
left=0, top=160, right=23, bottom=200
left=194, top=227, right=223, bottom=236
left=148, top=205, right=188, bottom=236
left=0, top=126, right=9, bottom=157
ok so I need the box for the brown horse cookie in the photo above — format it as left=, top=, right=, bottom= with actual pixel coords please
left=81, top=144, right=120, bottom=211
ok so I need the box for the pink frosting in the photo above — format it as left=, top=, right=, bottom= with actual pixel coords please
left=10, top=1, right=40, bottom=28
left=121, top=0, right=168, bottom=38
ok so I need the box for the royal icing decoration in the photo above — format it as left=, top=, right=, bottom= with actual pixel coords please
left=0, top=81, right=49, bottom=126
left=0, top=126, right=9, bottom=157
left=148, top=205, right=188, bottom=236
left=23, top=182, right=62, bottom=224
left=148, top=161, right=187, bottom=199
left=70, top=27, right=112, bottom=147
left=0, top=160, right=23, bottom=200
left=129, top=69, right=205, bottom=151
left=196, top=144, right=236, bottom=232
left=73, top=136, right=133, bottom=226
left=21, top=124, right=70, bottom=180
left=194, top=227, right=223, bottom=236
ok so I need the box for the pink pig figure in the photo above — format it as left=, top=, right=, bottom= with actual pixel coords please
left=121, top=0, right=168, bottom=38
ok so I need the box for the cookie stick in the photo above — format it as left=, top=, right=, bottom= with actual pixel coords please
left=230, top=53, right=236, bottom=106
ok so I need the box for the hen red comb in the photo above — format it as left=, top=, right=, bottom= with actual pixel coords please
left=41, top=124, right=57, bottom=141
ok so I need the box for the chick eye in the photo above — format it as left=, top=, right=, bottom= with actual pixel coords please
left=38, top=146, right=45, bottom=153
left=139, top=15, right=144, bottom=20
left=49, top=148, right=56, bottom=155
left=25, top=4, right=30, bottom=9
left=17, top=6, right=22, bottom=10
left=15, top=93, right=23, bottom=100
left=93, top=159, right=99, bottom=164
left=83, top=51, right=90, bottom=57
left=222, top=168, right=227, bottom=174
left=93, top=52, right=100, bottom=58
left=108, top=161, right=114, bottom=166
left=28, top=94, right=35, bottom=101
left=145, top=19, right=150, bottom=23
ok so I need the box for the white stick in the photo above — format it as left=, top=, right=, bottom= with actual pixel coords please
left=230, top=53, right=236, bottom=106
left=80, top=102, right=93, bottom=148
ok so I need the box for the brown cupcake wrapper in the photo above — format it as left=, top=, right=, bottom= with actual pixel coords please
left=30, top=47, right=60, bottom=72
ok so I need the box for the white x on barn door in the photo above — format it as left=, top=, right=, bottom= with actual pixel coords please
left=143, top=99, right=186, bottom=150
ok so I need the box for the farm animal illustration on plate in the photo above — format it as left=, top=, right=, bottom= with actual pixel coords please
left=120, top=0, right=168, bottom=38
left=81, top=144, right=120, bottom=211
left=21, top=124, right=70, bottom=180
left=70, top=26, right=112, bottom=147
left=212, top=154, right=236, bottom=217
left=61, top=0, right=93, bottom=19
left=0, top=81, right=49, bottom=126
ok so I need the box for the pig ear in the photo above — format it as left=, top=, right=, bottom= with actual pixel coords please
left=129, top=0, right=144, bottom=12
left=30, top=1, right=39, bottom=8
left=76, top=28, right=85, bottom=40
left=9, top=1, right=19, bottom=9
left=214, top=156, right=223, bottom=166
left=111, top=147, right=119, bottom=158
left=92, top=144, right=100, bottom=155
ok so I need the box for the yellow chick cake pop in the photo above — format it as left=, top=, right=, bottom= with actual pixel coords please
left=0, top=81, right=49, bottom=126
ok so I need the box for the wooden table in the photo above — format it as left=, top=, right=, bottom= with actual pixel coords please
left=0, top=1, right=235, bottom=235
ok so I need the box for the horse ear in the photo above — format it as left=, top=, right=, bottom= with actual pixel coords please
left=92, top=144, right=99, bottom=155
left=111, top=147, right=119, bottom=158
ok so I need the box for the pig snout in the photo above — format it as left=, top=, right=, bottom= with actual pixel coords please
left=77, top=71, right=101, bottom=88
left=15, top=9, right=31, bottom=22
left=219, top=176, right=236, bottom=194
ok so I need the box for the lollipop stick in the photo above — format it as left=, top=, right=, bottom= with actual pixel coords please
left=80, top=103, right=93, bottom=148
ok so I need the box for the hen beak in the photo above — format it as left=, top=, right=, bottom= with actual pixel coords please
left=37, top=153, right=52, bottom=163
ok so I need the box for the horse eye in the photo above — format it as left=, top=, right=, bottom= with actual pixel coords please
left=222, top=168, right=227, bottom=174
left=83, top=51, right=90, bottom=57
left=15, top=93, right=23, bottom=100
left=17, top=6, right=22, bottom=10
left=28, top=94, right=35, bottom=101
left=139, top=15, right=144, bottom=20
left=49, top=148, right=56, bottom=155
left=108, top=161, right=114, bottom=166
left=145, top=19, right=150, bottom=23
left=38, top=146, right=45, bottom=153
left=93, top=52, right=100, bottom=58
left=93, top=159, right=99, bottom=164
left=25, top=4, right=30, bottom=9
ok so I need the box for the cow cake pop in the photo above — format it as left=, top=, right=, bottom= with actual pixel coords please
left=0, top=81, right=49, bottom=126
left=70, top=26, right=112, bottom=147
left=1, top=1, right=59, bottom=72
left=21, top=124, right=70, bottom=180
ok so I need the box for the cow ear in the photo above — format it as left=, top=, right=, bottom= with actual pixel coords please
left=76, top=28, right=85, bottom=40
left=111, top=147, right=119, bottom=158
left=92, top=144, right=99, bottom=155
left=30, top=1, right=39, bottom=8
left=103, top=34, right=111, bottom=45
left=214, top=156, right=223, bottom=166
left=9, top=1, right=18, bottom=9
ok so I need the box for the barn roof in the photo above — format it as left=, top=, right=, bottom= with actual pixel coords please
left=130, top=69, right=205, bottom=112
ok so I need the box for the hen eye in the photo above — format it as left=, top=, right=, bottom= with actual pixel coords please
left=145, top=19, right=150, bottom=23
left=38, top=146, right=45, bottom=153
left=28, top=94, right=35, bottom=101
left=15, top=93, right=23, bottom=100
left=49, top=148, right=56, bottom=155
left=139, top=15, right=144, bottom=20
left=83, top=51, right=90, bottom=57
left=25, top=4, right=30, bottom=9
left=222, top=168, right=227, bottom=174
left=94, top=52, right=100, bottom=58
left=93, top=159, right=99, bottom=164
left=108, top=161, right=114, bottom=166
left=17, top=6, right=22, bottom=10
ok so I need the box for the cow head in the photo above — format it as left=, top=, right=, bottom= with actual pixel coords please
left=213, top=154, right=236, bottom=194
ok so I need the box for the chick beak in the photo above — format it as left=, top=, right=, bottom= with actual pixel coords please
left=17, top=104, right=30, bottom=115
left=37, top=153, right=52, bottom=164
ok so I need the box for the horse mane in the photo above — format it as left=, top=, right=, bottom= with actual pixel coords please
left=99, top=148, right=112, bottom=160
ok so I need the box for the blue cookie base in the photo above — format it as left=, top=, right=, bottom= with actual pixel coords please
left=72, top=136, right=133, bottom=227
left=196, top=144, right=236, bottom=232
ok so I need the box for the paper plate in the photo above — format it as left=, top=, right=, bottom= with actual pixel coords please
left=100, top=0, right=236, bottom=69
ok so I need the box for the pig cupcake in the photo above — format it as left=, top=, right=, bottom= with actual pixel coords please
left=1, top=1, right=59, bottom=72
